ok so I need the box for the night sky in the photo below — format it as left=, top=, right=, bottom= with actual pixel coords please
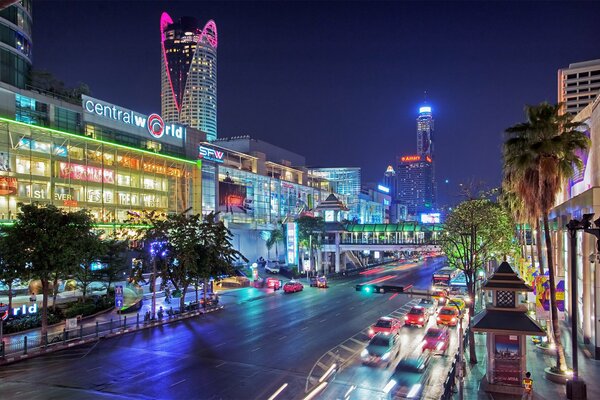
left=33, top=1, right=600, bottom=205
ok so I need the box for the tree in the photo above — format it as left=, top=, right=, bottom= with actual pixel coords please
left=75, top=233, right=106, bottom=300
left=1, top=203, right=97, bottom=340
left=503, top=102, right=589, bottom=372
left=100, top=236, right=130, bottom=291
left=441, top=198, right=515, bottom=363
left=266, top=227, right=284, bottom=261
left=0, top=233, right=22, bottom=310
left=296, top=215, right=325, bottom=273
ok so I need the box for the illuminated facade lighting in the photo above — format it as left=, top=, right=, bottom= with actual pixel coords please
left=161, top=12, right=218, bottom=141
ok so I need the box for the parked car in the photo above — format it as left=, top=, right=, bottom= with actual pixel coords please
left=404, top=306, right=430, bottom=328
left=265, top=261, right=281, bottom=274
left=436, top=306, right=459, bottom=327
left=283, top=280, right=303, bottom=293
left=361, top=333, right=401, bottom=367
left=309, top=276, right=328, bottom=288
left=421, top=327, right=449, bottom=354
left=368, top=316, right=403, bottom=338
left=385, top=353, right=431, bottom=398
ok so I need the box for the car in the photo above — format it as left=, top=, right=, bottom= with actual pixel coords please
left=447, top=298, right=466, bottom=313
left=264, top=261, right=280, bottom=274
left=417, top=298, right=438, bottom=313
left=283, top=280, right=303, bottom=293
left=361, top=333, right=401, bottom=367
left=436, top=306, right=459, bottom=327
left=309, top=276, right=328, bottom=288
left=384, top=353, right=431, bottom=399
left=404, top=306, right=430, bottom=328
left=421, top=327, right=450, bottom=354
left=432, top=290, right=448, bottom=305
left=368, top=316, right=403, bottom=338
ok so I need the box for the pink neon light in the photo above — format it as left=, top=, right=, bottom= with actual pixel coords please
left=160, top=13, right=218, bottom=113
left=160, top=12, right=180, bottom=112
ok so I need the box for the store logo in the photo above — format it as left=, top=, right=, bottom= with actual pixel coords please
left=82, top=96, right=185, bottom=142
left=199, top=145, right=224, bottom=163
left=147, top=114, right=165, bottom=138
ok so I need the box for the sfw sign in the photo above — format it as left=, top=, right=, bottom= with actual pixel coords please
left=198, top=145, right=224, bottom=163
left=82, top=95, right=186, bottom=147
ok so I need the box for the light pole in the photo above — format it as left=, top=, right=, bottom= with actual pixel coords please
left=566, top=216, right=593, bottom=400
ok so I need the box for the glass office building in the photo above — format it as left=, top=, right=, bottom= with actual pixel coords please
left=0, top=0, right=32, bottom=89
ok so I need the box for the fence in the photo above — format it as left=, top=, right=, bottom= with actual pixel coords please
left=0, top=304, right=222, bottom=362
left=440, top=327, right=470, bottom=400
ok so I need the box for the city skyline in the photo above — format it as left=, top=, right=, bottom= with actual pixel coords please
left=32, top=1, right=600, bottom=206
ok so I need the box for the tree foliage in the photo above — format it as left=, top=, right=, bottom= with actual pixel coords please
left=296, top=215, right=325, bottom=271
left=441, top=198, right=515, bottom=363
left=0, top=203, right=99, bottom=340
left=266, top=227, right=284, bottom=261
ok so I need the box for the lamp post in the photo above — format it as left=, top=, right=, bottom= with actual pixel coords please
left=566, top=216, right=593, bottom=400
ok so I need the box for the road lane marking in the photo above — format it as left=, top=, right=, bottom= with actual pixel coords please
left=319, top=319, right=326, bottom=322
left=278, top=336, right=287, bottom=341
left=301, top=326, right=309, bottom=330
left=131, top=372, right=145, bottom=379
left=86, top=366, right=101, bottom=372
left=335, top=313, right=340, bottom=316
left=269, top=323, right=277, bottom=328
left=215, top=361, right=226, bottom=367
left=267, top=383, right=288, bottom=400
left=251, top=347, right=261, bottom=352
left=170, top=379, right=186, bottom=387
left=215, top=342, right=226, bottom=347
left=339, top=344, right=354, bottom=353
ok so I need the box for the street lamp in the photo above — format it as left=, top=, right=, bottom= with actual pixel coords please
left=565, top=214, right=595, bottom=400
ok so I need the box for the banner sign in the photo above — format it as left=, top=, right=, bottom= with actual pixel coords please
left=493, top=334, right=521, bottom=386
left=535, top=275, right=565, bottom=320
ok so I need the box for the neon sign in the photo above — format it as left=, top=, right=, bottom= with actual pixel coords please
left=199, top=145, right=224, bottom=163
left=82, top=95, right=185, bottom=144
left=401, top=155, right=421, bottom=162
left=377, top=184, right=390, bottom=193
left=59, top=162, right=115, bottom=184
left=2, top=303, right=38, bottom=320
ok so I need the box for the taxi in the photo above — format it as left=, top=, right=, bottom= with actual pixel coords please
left=436, top=306, right=459, bottom=327
left=368, top=316, right=403, bottom=338
left=447, top=298, right=466, bottom=313
left=404, top=306, right=430, bottom=328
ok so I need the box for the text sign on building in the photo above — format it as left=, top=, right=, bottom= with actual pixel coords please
left=59, top=162, right=114, bottom=184
left=81, top=95, right=186, bottom=147
left=198, top=145, right=224, bottom=163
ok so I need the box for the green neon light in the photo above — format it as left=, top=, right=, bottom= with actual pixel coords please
left=0, top=221, right=152, bottom=229
left=0, top=116, right=197, bottom=165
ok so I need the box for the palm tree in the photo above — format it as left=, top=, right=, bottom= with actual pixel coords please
left=503, top=102, right=589, bottom=372
left=266, top=228, right=284, bottom=261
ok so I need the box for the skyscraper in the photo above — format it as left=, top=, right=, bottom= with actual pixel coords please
left=417, top=105, right=434, bottom=157
left=0, top=0, right=32, bottom=89
left=396, top=155, right=434, bottom=216
left=558, top=59, right=600, bottom=115
left=160, top=12, right=218, bottom=141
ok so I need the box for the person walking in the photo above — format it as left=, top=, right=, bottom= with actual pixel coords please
left=522, top=371, right=533, bottom=400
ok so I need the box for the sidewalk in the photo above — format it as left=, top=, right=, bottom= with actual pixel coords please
left=459, top=325, right=600, bottom=399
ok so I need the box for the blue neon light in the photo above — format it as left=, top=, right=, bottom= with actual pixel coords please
left=377, top=184, right=390, bottom=193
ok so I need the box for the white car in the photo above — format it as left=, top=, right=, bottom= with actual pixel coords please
left=264, top=261, right=281, bottom=274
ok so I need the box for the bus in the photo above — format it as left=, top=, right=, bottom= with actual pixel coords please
left=432, top=268, right=458, bottom=291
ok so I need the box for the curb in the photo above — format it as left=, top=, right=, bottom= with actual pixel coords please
left=0, top=305, right=224, bottom=366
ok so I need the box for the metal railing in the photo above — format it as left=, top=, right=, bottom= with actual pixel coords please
left=441, top=327, right=470, bottom=400
left=0, top=304, right=222, bottom=361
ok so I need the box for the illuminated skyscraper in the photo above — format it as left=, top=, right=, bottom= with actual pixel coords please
left=0, top=0, right=32, bottom=88
left=417, top=105, right=434, bottom=157
left=160, top=12, right=218, bottom=141
left=396, top=155, right=434, bottom=216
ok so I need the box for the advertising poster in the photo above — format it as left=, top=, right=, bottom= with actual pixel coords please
left=535, top=275, right=565, bottom=320
left=0, top=176, right=17, bottom=195
left=218, top=180, right=252, bottom=214
left=286, top=222, right=298, bottom=266
left=493, top=334, right=521, bottom=386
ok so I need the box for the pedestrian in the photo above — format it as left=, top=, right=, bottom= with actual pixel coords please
left=157, top=306, right=164, bottom=319
left=29, top=292, right=36, bottom=303
left=522, top=371, right=533, bottom=400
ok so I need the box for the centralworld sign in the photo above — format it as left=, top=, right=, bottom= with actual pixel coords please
left=81, top=95, right=186, bottom=147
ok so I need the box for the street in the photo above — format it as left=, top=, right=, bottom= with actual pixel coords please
left=0, top=257, right=448, bottom=400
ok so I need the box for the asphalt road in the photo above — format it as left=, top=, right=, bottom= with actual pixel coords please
left=0, top=257, right=447, bottom=400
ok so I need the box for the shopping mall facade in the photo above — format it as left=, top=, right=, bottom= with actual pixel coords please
left=0, top=83, right=387, bottom=261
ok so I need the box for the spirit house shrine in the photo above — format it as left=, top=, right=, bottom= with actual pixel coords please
left=471, top=261, right=545, bottom=396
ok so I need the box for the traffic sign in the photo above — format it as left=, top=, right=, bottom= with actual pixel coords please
left=115, top=285, right=124, bottom=309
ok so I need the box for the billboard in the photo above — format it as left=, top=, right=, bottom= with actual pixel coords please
left=535, top=275, right=565, bottom=320
left=420, top=213, right=441, bottom=224
left=493, top=334, right=521, bottom=386
left=0, top=176, right=17, bottom=195
left=286, top=222, right=298, bottom=266
left=219, top=181, right=253, bottom=214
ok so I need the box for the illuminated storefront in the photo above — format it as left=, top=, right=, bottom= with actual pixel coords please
left=0, top=118, right=200, bottom=222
